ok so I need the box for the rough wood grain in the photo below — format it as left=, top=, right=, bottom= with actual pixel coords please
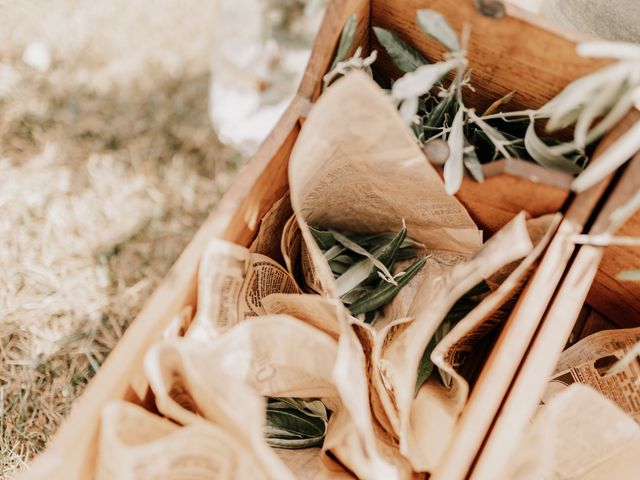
left=298, top=0, right=371, bottom=102
left=456, top=172, right=569, bottom=235
left=434, top=111, right=640, bottom=480
left=471, top=151, right=640, bottom=480
left=586, top=214, right=640, bottom=327
left=370, top=0, right=609, bottom=112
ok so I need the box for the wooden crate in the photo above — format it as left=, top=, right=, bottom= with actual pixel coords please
left=20, top=1, right=637, bottom=479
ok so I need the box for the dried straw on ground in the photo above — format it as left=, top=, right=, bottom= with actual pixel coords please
left=0, top=1, right=241, bottom=476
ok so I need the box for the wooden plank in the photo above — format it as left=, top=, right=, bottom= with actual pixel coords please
left=471, top=150, right=640, bottom=480
left=586, top=213, right=640, bottom=327
left=370, top=0, right=609, bottom=112
left=579, top=310, right=618, bottom=339
left=18, top=95, right=308, bottom=480
left=456, top=172, right=569, bottom=236
left=433, top=111, right=640, bottom=480
left=298, top=0, right=371, bottom=102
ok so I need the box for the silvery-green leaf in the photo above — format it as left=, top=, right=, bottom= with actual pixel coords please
left=266, top=435, right=325, bottom=449
left=580, top=91, right=635, bottom=146
left=309, top=226, right=336, bottom=250
left=572, top=119, right=640, bottom=192
left=482, top=90, right=516, bottom=116
left=324, top=245, right=345, bottom=261
left=542, top=63, right=630, bottom=131
left=463, top=143, right=484, bottom=182
left=605, top=339, right=640, bottom=381
left=391, top=59, right=460, bottom=100
left=415, top=337, right=436, bottom=394
left=574, top=79, right=628, bottom=149
left=524, top=119, right=583, bottom=174
left=266, top=408, right=325, bottom=437
left=616, top=269, right=640, bottom=281
left=349, top=232, right=423, bottom=250
left=469, top=111, right=513, bottom=159
left=424, top=93, right=454, bottom=131
left=373, top=26, right=428, bottom=73
left=416, top=9, right=460, bottom=52
left=331, top=231, right=395, bottom=284
left=444, top=107, right=465, bottom=195
left=329, top=260, right=349, bottom=275
left=435, top=321, right=453, bottom=387
left=341, top=287, right=369, bottom=305
left=277, top=398, right=329, bottom=421
left=399, top=96, right=419, bottom=122
left=578, top=41, right=640, bottom=61
left=330, top=14, right=356, bottom=70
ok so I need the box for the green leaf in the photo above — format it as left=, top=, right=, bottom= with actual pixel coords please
left=541, top=62, right=630, bottom=132
left=348, top=256, right=427, bottom=316
left=330, top=14, right=357, bottom=71
left=524, top=119, right=584, bottom=174
left=574, top=79, right=628, bottom=149
left=391, top=59, right=460, bottom=100
left=423, top=92, right=455, bottom=134
left=341, top=287, right=370, bottom=305
left=415, top=337, right=436, bottom=393
left=571, top=119, right=640, bottom=192
left=617, top=269, right=640, bottom=281
left=463, top=141, right=484, bottom=182
left=309, top=226, right=336, bottom=250
left=373, top=26, right=429, bottom=73
left=331, top=231, right=396, bottom=286
left=416, top=9, right=460, bottom=52
left=347, top=232, right=423, bottom=250
left=444, top=106, right=465, bottom=194
left=324, top=245, right=346, bottom=261
left=482, top=90, right=516, bottom=117
left=264, top=397, right=329, bottom=449
left=415, top=281, right=490, bottom=394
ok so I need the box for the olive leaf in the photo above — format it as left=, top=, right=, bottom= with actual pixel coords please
left=573, top=74, right=629, bottom=149
left=463, top=142, right=484, bottom=182
left=391, top=59, right=461, bottom=100
left=348, top=256, right=427, bottom=317
left=577, top=41, right=640, bottom=61
left=265, top=397, right=329, bottom=449
left=423, top=92, right=455, bottom=132
left=309, top=225, right=337, bottom=250
left=415, top=336, right=436, bottom=392
left=482, top=90, right=516, bottom=116
left=572, top=119, right=640, bottom=192
left=334, top=226, right=406, bottom=296
left=348, top=232, right=423, bottom=250
left=616, top=269, right=640, bottom=281
left=444, top=106, right=465, bottom=195
left=399, top=96, right=420, bottom=123
left=332, top=231, right=396, bottom=286
left=604, top=338, right=640, bottom=387
left=373, top=26, right=429, bottom=73
left=524, top=118, right=584, bottom=174
left=468, top=110, right=514, bottom=160
left=330, top=14, right=357, bottom=71
left=324, top=245, right=345, bottom=261
left=415, top=281, right=490, bottom=394
left=416, top=9, right=460, bottom=52
left=542, top=62, right=631, bottom=132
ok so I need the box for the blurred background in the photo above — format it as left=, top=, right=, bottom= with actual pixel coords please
left=0, top=0, right=638, bottom=477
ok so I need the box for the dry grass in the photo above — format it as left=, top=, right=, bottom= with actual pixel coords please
left=0, top=60, right=241, bottom=478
